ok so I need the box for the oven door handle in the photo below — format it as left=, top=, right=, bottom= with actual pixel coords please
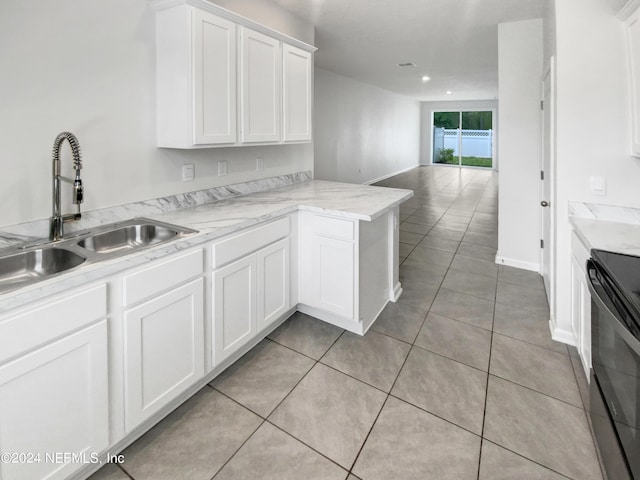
left=588, top=263, right=640, bottom=357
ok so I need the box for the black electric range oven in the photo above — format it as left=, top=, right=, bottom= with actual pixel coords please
left=588, top=249, right=640, bottom=480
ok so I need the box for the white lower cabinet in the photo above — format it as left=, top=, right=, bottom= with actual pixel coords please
left=257, top=238, right=290, bottom=331
left=123, top=277, right=204, bottom=431
left=302, top=233, right=355, bottom=319
left=570, top=231, right=592, bottom=380
left=0, top=321, right=108, bottom=480
left=213, top=255, right=257, bottom=364
left=212, top=219, right=292, bottom=365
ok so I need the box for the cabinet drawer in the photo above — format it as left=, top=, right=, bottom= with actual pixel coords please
left=313, top=214, right=354, bottom=241
left=212, top=216, right=289, bottom=269
left=0, top=284, right=107, bottom=364
left=123, top=249, right=203, bottom=306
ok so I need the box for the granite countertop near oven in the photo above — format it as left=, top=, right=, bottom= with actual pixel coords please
left=569, top=202, right=640, bottom=256
left=0, top=172, right=413, bottom=313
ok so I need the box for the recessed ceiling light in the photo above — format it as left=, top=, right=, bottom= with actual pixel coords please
left=446, top=90, right=453, bottom=95
left=421, top=75, right=431, bottom=82
left=397, top=62, right=416, bottom=68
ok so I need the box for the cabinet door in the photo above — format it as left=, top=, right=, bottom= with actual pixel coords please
left=303, top=234, right=355, bottom=320
left=570, top=256, right=581, bottom=343
left=0, top=321, right=108, bottom=480
left=213, top=255, right=257, bottom=364
left=124, top=278, right=204, bottom=431
left=283, top=44, right=312, bottom=142
left=627, top=11, right=640, bottom=156
left=578, top=274, right=592, bottom=377
left=193, top=9, right=237, bottom=145
left=240, top=27, right=281, bottom=143
left=257, top=238, right=290, bottom=331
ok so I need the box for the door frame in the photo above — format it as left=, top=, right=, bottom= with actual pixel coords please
left=429, top=108, right=498, bottom=169
left=540, top=56, right=556, bottom=318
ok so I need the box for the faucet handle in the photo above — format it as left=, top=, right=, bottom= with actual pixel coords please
left=73, top=178, right=83, bottom=204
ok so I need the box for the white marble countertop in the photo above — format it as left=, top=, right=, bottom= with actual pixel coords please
left=569, top=202, right=640, bottom=256
left=0, top=179, right=413, bottom=313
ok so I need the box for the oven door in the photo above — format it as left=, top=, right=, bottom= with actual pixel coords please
left=588, top=260, right=640, bottom=479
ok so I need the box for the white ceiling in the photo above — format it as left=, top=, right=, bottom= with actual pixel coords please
left=270, top=0, right=548, bottom=101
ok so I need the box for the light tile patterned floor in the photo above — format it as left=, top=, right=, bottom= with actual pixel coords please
left=90, top=166, right=603, bottom=480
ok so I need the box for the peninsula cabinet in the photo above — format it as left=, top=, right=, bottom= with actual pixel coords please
left=0, top=284, right=109, bottom=480
left=152, top=0, right=316, bottom=148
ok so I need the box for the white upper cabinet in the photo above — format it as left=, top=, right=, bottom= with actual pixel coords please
left=283, top=44, right=313, bottom=142
left=193, top=9, right=237, bottom=145
left=240, top=27, right=282, bottom=143
left=626, top=7, right=640, bottom=156
left=152, top=0, right=316, bottom=148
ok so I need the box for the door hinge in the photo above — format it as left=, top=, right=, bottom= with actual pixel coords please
left=540, top=170, right=544, bottom=180
left=540, top=100, right=544, bottom=110
left=540, top=239, right=544, bottom=248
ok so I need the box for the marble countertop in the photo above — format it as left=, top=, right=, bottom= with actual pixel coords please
left=0, top=179, right=413, bottom=313
left=569, top=202, right=640, bottom=256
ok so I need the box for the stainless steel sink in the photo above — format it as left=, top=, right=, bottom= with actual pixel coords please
left=0, top=248, right=86, bottom=293
left=77, top=222, right=193, bottom=254
left=0, top=218, right=197, bottom=294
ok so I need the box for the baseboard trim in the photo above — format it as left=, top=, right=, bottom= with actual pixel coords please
left=494, top=255, right=540, bottom=273
left=550, top=320, right=576, bottom=346
left=391, top=282, right=403, bottom=302
left=364, top=164, right=420, bottom=185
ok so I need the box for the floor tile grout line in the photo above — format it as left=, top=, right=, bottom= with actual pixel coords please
left=480, top=438, right=576, bottom=480
left=207, top=417, right=266, bottom=480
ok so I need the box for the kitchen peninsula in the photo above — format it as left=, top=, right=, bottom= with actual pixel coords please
left=0, top=173, right=412, bottom=480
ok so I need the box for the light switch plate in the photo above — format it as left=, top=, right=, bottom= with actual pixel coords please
left=256, top=157, right=264, bottom=171
left=182, top=164, right=194, bottom=182
left=218, top=161, right=228, bottom=176
left=590, top=176, right=606, bottom=195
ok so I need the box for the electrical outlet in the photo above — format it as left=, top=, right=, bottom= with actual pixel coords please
left=256, top=156, right=264, bottom=171
left=182, top=164, right=194, bottom=182
left=218, top=160, right=227, bottom=176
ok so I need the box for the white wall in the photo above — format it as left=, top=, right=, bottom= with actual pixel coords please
left=419, top=100, right=499, bottom=166
left=496, top=19, right=543, bottom=271
left=0, top=0, right=314, bottom=228
left=552, top=0, right=640, bottom=341
left=314, top=68, right=420, bottom=184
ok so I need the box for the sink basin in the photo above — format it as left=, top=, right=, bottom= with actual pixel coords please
left=0, top=248, right=86, bottom=293
left=77, top=220, right=196, bottom=254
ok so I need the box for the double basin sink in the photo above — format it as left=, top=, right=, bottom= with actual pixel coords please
left=0, top=218, right=197, bottom=294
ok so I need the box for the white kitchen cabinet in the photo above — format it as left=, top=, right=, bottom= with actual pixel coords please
left=240, top=27, right=282, bottom=143
left=155, top=4, right=236, bottom=147
left=193, top=9, right=237, bottom=145
left=0, top=285, right=108, bottom=480
left=124, top=277, right=204, bottom=431
left=257, top=237, right=291, bottom=331
left=625, top=6, right=640, bottom=156
left=152, top=0, right=316, bottom=148
left=213, top=254, right=257, bottom=364
left=570, top=231, right=592, bottom=380
left=298, top=211, right=394, bottom=334
left=301, top=232, right=356, bottom=319
left=212, top=217, right=292, bottom=364
left=283, top=44, right=313, bottom=142
left=122, top=249, right=205, bottom=432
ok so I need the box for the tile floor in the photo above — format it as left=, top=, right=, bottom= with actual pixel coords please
left=90, top=166, right=603, bottom=480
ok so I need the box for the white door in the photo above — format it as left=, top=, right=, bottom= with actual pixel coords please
left=282, top=44, right=312, bottom=142
left=213, top=255, right=257, bottom=363
left=124, top=278, right=205, bottom=431
left=257, top=238, right=290, bottom=331
left=192, top=9, right=237, bottom=145
left=540, top=58, right=554, bottom=302
left=0, top=322, right=109, bottom=480
left=240, top=27, right=281, bottom=143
